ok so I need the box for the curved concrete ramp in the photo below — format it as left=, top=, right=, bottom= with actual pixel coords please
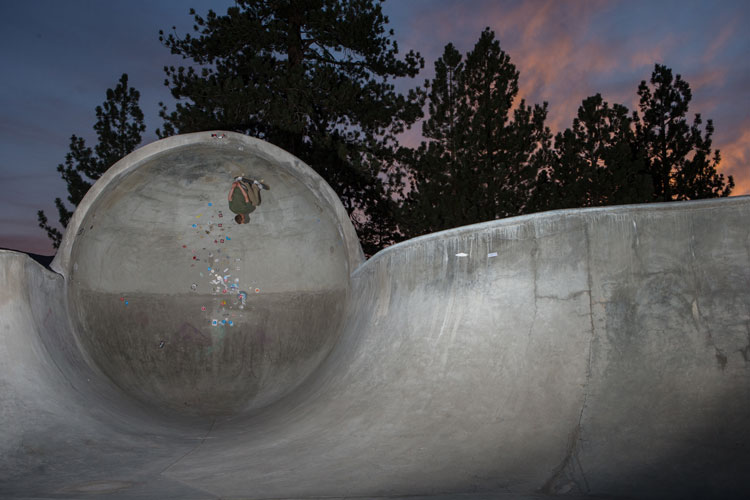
left=2, top=133, right=749, bottom=499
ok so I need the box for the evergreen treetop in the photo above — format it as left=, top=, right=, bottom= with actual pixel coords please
left=38, top=74, right=145, bottom=248
left=158, top=0, right=425, bottom=255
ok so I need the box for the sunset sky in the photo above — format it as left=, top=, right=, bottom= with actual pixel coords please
left=1, top=0, right=748, bottom=255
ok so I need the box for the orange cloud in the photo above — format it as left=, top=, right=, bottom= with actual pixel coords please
left=390, top=0, right=749, bottom=194
left=719, top=128, right=750, bottom=195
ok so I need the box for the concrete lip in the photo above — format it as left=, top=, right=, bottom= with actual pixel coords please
left=1, top=132, right=748, bottom=499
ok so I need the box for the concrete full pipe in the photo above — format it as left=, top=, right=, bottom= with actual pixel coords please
left=1, top=132, right=749, bottom=499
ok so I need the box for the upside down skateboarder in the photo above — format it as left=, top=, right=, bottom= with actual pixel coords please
left=228, top=176, right=269, bottom=224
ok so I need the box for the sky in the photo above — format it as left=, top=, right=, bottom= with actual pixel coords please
left=1, top=0, right=748, bottom=256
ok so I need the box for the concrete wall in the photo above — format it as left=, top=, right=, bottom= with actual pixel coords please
left=162, top=197, right=750, bottom=499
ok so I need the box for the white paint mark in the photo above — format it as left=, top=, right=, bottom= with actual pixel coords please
left=456, top=252, right=468, bottom=257
left=488, top=252, right=498, bottom=258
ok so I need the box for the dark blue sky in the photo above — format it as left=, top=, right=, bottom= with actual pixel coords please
left=2, top=0, right=748, bottom=255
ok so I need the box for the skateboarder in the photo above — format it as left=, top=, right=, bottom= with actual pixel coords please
left=228, top=176, right=269, bottom=224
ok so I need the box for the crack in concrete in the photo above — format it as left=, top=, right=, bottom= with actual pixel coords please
left=540, top=225, right=595, bottom=495
left=577, top=222, right=595, bottom=494
left=685, top=217, right=730, bottom=371
left=738, top=322, right=750, bottom=364
left=529, top=235, right=539, bottom=343
left=161, top=417, right=217, bottom=475
left=535, top=290, right=590, bottom=302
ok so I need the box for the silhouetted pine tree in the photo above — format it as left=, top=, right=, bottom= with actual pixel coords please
left=157, top=0, right=424, bottom=255
left=537, top=64, right=732, bottom=212
left=535, top=94, right=652, bottom=210
left=634, top=64, right=733, bottom=201
left=38, top=74, right=145, bottom=248
left=401, top=29, right=549, bottom=237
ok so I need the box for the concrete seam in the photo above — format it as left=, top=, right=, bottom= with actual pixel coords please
left=541, top=221, right=597, bottom=495
left=687, top=219, right=728, bottom=370
left=556, top=224, right=596, bottom=494
left=539, top=221, right=595, bottom=495
left=740, top=322, right=750, bottom=364
left=576, top=220, right=595, bottom=493
left=160, top=417, right=217, bottom=475
left=529, top=234, right=539, bottom=343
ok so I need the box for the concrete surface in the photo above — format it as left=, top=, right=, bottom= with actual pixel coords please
left=1, top=131, right=749, bottom=499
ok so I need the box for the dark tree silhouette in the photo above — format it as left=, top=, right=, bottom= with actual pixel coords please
left=157, top=0, right=424, bottom=255
left=38, top=74, right=145, bottom=248
left=536, top=94, right=652, bottom=210
left=401, top=29, right=549, bottom=237
left=536, top=64, right=732, bottom=212
left=634, top=64, right=733, bottom=201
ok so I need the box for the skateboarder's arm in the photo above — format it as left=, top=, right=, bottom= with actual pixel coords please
left=228, top=181, right=250, bottom=202
left=237, top=183, right=250, bottom=202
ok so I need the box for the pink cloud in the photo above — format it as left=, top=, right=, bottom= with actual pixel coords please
left=703, top=19, right=737, bottom=62
left=391, top=1, right=749, bottom=194
left=685, top=67, right=727, bottom=93
left=719, top=127, right=750, bottom=196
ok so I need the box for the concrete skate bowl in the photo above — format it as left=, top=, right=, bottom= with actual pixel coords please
left=50, top=132, right=362, bottom=416
left=2, top=132, right=749, bottom=499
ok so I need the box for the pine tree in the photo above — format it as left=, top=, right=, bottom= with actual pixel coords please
left=538, top=65, right=732, bottom=212
left=540, top=94, right=652, bottom=210
left=157, top=0, right=424, bottom=255
left=634, top=64, right=733, bottom=201
left=402, top=29, right=549, bottom=237
left=38, top=74, right=145, bottom=248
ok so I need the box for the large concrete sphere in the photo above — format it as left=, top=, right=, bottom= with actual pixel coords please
left=59, top=132, right=363, bottom=415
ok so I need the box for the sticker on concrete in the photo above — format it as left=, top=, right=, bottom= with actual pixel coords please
left=488, top=252, right=498, bottom=258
